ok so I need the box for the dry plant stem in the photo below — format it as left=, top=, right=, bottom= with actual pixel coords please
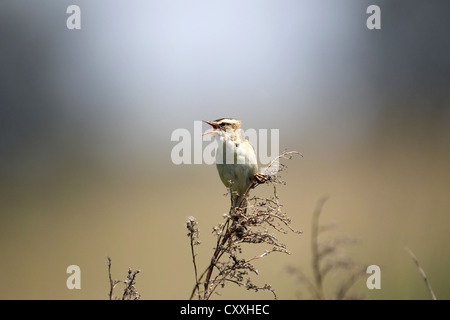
left=203, top=218, right=233, bottom=299
left=200, top=191, right=248, bottom=298
left=187, top=217, right=201, bottom=300
left=106, top=256, right=141, bottom=300
left=107, top=256, right=119, bottom=300
left=189, top=150, right=301, bottom=300
left=208, top=251, right=278, bottom=300
left=335, top=265, right=368, bottom=300
left=311, top=196, right=328, bottom=300
left=288, top=197, right=367, bottom=299
left=261, top=150, right=302, bottom=176
left=405, top=247, right=437, bottom=300
left=190, top=244, right=200, bottom=299
left=187, top=217, right=232, bottom=300
left=122, top=268, right=141, bottom=300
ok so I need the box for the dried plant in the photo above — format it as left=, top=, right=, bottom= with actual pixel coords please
left=187, top=150, right=302, bottom=300
left=404, top=247, right=437, bottom=300
left=287, top=197, right=368, bottom=300
left=106, top=256, right=141, bottom=300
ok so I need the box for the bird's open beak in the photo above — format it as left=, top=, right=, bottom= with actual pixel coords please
left=202, top=120, right=218, bottom=136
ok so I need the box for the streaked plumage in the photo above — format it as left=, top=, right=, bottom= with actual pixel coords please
left=203, top=118, right=258, bottom=209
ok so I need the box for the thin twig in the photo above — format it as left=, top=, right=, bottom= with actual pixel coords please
left=261, top=150, right=302, bottom=176
left=106, top=256, right=119, bottom=300
left=311, top=196, right=329, bottom=299
left=288, top=197, right=367, bottom=300
left=187, top=217, right=201, bottom=300
left=335, top=266, right=368, bottom=300
left=107, top=256, right=140, bottom=300
left=405, top=247, right=437, bottom=300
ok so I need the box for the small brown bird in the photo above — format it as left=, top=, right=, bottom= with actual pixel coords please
left=203, top=118, right=259, bottom=209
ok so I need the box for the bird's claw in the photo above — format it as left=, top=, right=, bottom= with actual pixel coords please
left=254, top=173, right=268, bottom=184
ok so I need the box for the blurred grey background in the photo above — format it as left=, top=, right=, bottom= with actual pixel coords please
left=1, top=0, right=449, bottom=299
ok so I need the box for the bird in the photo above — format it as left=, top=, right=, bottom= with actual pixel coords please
left=202, top=118, right=259, bottom=210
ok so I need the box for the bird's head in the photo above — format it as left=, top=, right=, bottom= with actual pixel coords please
left=202, top=118, right=242, bottom=136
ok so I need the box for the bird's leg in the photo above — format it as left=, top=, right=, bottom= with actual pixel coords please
left=235, top=173, right=266, bottom=211
left=227, top=183, right=240, bottom=220
left=230, top=193, right=241, bottom=221
left=254, top=173, right=268, bottom=184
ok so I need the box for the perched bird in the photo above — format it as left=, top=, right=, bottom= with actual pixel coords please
left=203, top=118, right=259, bottom=209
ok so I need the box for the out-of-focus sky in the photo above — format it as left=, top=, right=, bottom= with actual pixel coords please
left=1, top=0, right=449, bottom=299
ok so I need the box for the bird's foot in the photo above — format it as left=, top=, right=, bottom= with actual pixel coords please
left=254, top=173, right=269, bottom=184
